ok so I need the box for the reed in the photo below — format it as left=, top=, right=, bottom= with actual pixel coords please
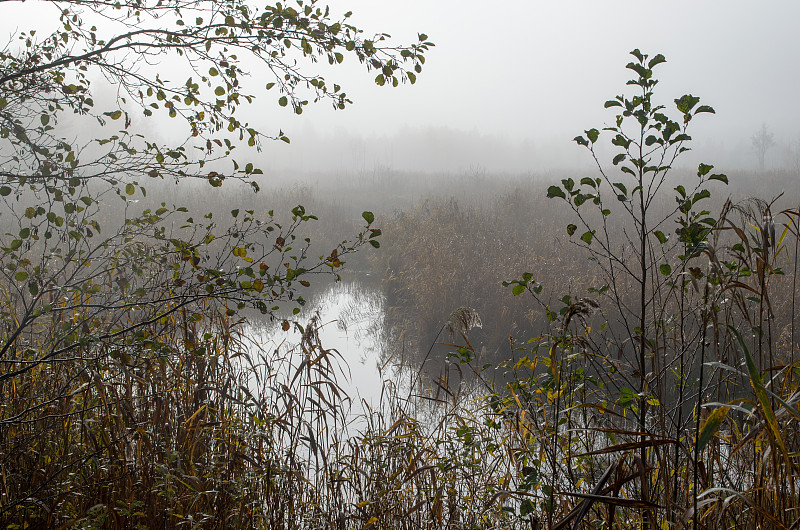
left=4, top=48, right=800, bottom=529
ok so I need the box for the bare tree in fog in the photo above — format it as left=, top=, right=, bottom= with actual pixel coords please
left=752, top=122, right=776, bottom=170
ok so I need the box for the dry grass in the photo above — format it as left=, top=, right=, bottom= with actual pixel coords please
left=3, top=171, right=800, bottom=529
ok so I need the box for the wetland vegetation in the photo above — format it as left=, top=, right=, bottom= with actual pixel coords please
left=2, top=1, right=800, bottom=527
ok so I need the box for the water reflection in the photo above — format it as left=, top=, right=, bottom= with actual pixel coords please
left=240, top=273, right=494, bottom=428
left=244, top=276, right=400, bottom=409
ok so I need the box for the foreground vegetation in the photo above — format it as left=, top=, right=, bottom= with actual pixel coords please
left=4, top=168, right=799, bottom=528
left=2, top=2, right=800, bottom=526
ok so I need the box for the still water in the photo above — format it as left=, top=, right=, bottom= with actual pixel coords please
left=243, top=276, right=402, bottom=412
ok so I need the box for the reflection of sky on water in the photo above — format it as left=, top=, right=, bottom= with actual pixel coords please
left=243, top=278, right=402, bottom=412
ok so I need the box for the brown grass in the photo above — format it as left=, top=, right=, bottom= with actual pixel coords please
left=3, top=170, right=800, bottom=528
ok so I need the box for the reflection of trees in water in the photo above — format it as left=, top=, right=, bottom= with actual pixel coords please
left=240, top=275, right=407, bottom=404
left=241, top=268, right=553, bottom=398
left=332, top=278, right=387, bottom=364
left=380, top=298, right=494, bottom=395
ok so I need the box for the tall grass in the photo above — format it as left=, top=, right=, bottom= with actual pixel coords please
left=2, top=168, right=800, bottom=528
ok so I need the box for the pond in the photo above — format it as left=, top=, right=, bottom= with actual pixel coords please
left=242, top=275, right=407, bottom=415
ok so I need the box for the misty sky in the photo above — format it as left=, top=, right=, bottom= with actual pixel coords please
left=268, top=0, right=800, bottom=172
left=314, top=0, right=800, bottom=139
left=4, top=0, right=799, bottom=173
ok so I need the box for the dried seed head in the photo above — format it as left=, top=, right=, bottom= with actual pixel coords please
left=301, top=311, right=322, bottom=355
left=563, top=298, right=599, bottom=332
left=445, top=307, right=482, bottom=339
left=762, top=212, right=775, bottom=251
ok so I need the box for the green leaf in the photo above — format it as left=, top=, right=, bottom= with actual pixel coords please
left=586, top=128, right=599, bottom=143
left=612, top=154, right=626, bottom=165
left=15, top=270, right=28, bottom=282
left=675, top=94, right=700, bottom=114
left=512, top=284, right=525, bottom=296
left=659, top=263, right=672, bottom=276
left=362, top=211, right=375, bottom=224
left=612, top=134, right=632, bottom=149
left=0, top=186, right=10, bottom=196
left=581, top=231, right=594, bottom=245
left=215, top=86, right=225, bottom=96
left=692, top=189, right=711, bottom=203
left=727, top=324, right=788, bottom=459
left=626, top=62, right=649, bottom=79
left=573, top=135, right=589, bottom=147
left=697, top=163, right=714, bottom=177
left=604, top=99, right=623, bottom=108
left=566, top=224, right=577, bottom=236
left=697, top=407, right=729, bottom=452
left=125, top=183, right=135, bottom=195
left=546, top=186, right=566, bottom=200
left=709, top=173, right=728, bottom=185
left=654, top=230, right=667, bottom=244
left=695, top=105, right=715, bottom=114
left=105, top=110, right=122, bottom=120
left=648, top=54, right=666, bottom=68
left=278, top=96, right=288, bottom=107
left=369, top=240, right=380, bottom=248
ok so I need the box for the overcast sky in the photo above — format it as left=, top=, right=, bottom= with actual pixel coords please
left=4, top=0, right=799, bottom=173
left=265, top=0, right=800, bottom=172
left=311, top=0, right=800, bottom=138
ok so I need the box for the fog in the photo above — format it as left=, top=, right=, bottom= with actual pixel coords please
left=255, top=0, right=800, bottom=173
left=6, top=2, right=800, bottom=526
left=3, top=0, right=799, bottom=175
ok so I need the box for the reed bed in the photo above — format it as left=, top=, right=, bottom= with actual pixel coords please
left=2, top=171, right=800, bottom=528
